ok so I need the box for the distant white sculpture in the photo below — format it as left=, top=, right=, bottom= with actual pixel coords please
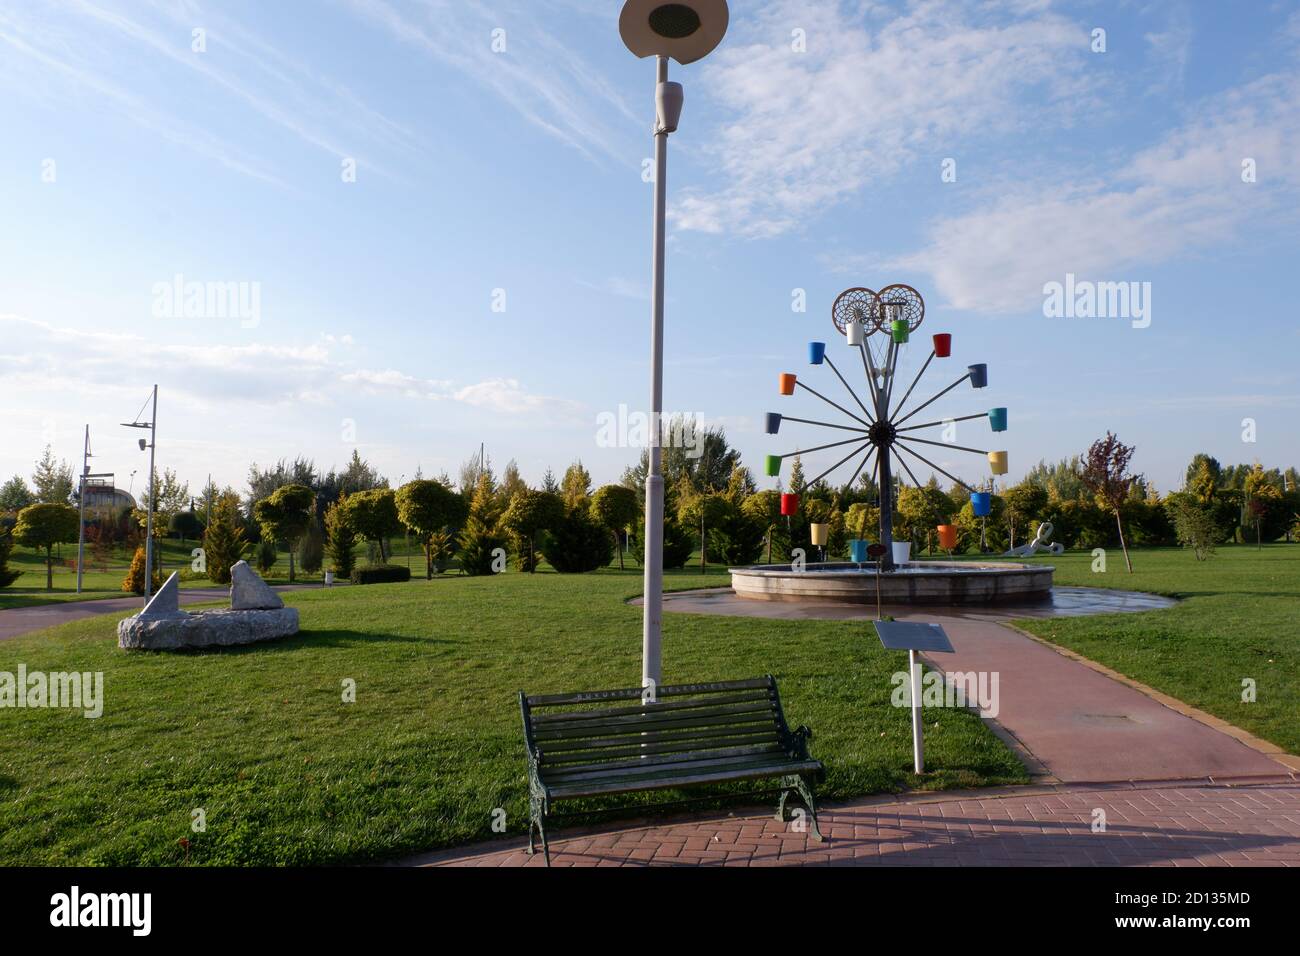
left=118, top=562, right=298, bottom=650
left=1004, top=521, right=1065, bottom=557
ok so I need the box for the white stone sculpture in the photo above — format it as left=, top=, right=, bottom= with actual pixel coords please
left=1003, top=521, right=1065, bottom=557
left=118, top=563, right=298, bottom=650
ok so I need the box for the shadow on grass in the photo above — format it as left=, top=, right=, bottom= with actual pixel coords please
left=134, top=627, right=441, bottom=657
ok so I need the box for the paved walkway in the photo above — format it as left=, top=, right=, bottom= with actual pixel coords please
left=649, top=588, right=1296, bottom=782
left=0, top=585, right=317, bottom=642
left=414, top=780, right=1300, bottom=867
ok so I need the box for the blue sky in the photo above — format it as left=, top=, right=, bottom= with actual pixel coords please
left=2, top=0, right=1298, bottom=499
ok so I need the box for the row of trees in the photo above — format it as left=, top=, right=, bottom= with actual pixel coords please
left=5, top=431, right=1298, bottom=591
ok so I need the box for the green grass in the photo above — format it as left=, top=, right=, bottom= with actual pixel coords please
left=0, top=564, right=1026, bottom=865
left=1012, top=544, right=1300, bottom=755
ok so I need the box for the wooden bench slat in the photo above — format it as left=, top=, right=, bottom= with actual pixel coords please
left=526, top=677, right=773, bottom=708
left=532, top=710, right=778, bottom=743
left=529, top=690, right=773, bottom=725
left=530, top=700, right=777, bottom=738
left=541, top=743, right=786, bottom=781
left=547, top=759, right=824, bottom=801
left=539, top=729, right=781, bottom=764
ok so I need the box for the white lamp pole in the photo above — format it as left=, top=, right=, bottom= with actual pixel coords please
left=620, top=0, right=729, bottom=698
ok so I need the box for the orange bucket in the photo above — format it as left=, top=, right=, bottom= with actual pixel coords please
left=778, top=372, right=797, bottom=395
left=937, top=524, right=958, bottom=551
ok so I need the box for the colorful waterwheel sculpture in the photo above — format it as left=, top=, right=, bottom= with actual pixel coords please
left=765, top=284, right=1008, bottom=569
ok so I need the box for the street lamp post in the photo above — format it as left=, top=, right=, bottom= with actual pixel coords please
left=122, top=385, right=158, bottom=601
left=619, top=1, right=729, bottom=697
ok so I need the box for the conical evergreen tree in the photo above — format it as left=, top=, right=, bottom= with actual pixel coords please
left=203, top=493, right=248, bottom=585
left=458, top=473, right=506, bottom=576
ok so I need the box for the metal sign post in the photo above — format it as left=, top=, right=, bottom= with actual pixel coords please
left=874, top=620, right=955, bottom=774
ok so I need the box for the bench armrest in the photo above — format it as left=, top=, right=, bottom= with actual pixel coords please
left=787, top=724, right=814, bottom=761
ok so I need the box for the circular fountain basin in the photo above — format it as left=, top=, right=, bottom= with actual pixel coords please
left=730, top=561, right=1054, bottom=605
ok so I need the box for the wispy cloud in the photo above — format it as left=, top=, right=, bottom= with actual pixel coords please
left=0, top=0, right=423, bottom=186
left=0, top=313, right=585, bottom=424
left=893, top=68, right=1300, bottom=312
left=674, top=0, right=1100, bottom=238
left=339, top=0, right=635, bottom=163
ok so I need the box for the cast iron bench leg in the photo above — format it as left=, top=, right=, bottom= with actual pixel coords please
left=777, top=773, right=825, bottom=842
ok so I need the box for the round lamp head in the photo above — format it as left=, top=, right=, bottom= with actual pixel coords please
left=619, top=0, right=729, bottom=64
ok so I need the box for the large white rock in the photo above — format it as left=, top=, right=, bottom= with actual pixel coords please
left=229, top=560, right=284, bottom=610
left=118, top=607, right=299, bottom=650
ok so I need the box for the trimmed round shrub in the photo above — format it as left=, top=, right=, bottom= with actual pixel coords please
left=544, top=510, right=614, bottom=573
left=350, top=565, right=412, bottom=585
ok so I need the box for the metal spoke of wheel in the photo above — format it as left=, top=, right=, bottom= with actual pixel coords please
left=893, top=372, right=973, bottom=427
left=890, top=349, right=935, bottom=421
left=781, top=415, right=871, bottom=434
left=793, top=380, right=870, bottom=428
left=822, top=354, right=874, bottom=424
left=892, top=441, right=977, bottom=494
left=896, top=412, right=986, bottom=432
left=807, top=441, right=874, bottom=488
left=897, top=434, right=988, bottom=456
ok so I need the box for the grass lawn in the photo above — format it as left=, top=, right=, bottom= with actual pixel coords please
left=0, top=564, right=1026, bottom=865
left=1011, top=544, right=1300, bottom=755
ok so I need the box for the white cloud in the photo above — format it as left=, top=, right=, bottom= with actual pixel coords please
left=451, top=378, right=586, bottom=421
left=893, top=69, right=1300, bottom=312
left=675, top=0, right=1099, bottom=238
left=0, top=314, right=583, bottom=422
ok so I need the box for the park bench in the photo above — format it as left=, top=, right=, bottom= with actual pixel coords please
left=518, top=675, right=824, bottom=864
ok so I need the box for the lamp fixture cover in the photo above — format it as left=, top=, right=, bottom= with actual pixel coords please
left=619, top=0, right=729, bottom=64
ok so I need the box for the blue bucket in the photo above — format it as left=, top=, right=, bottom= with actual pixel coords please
left=988, top=407, right=1007, bottom=432
left=764, top=412, right=782, bottom=434
left=849, top=539, right=870, bottom=563
left=808, top=341, right=826, bottom=365
left=968, top=364, right=988, bottom=389
left=970, top=492, right=992, bottom=517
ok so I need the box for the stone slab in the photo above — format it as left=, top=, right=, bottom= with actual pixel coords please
left=118, top=607, right=299, bottom=650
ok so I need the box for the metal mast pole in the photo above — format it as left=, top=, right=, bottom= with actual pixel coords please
left=642, top=54, right=670, bottom=697
left=876, top=383, right=895, bottom=571
left=76, top=425, right=88, bottom=593
left=144, top=385, right=157, bottom=600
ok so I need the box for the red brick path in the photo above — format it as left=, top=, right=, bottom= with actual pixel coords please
left=413, top=780, right=1300, bottom=867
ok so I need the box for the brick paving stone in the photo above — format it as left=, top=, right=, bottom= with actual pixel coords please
left=424, top=782, right=1300, bottom=868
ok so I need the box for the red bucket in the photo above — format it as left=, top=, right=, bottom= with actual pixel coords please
left=932, top=333, right=952, bottom=358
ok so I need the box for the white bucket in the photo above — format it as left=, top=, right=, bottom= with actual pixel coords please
left=324, top=570, right=334, bottom=586
left=891, top=542, right=912, bottom=565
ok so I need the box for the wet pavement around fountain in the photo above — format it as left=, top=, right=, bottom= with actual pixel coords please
left=640, top=585, right=1176, bottom=621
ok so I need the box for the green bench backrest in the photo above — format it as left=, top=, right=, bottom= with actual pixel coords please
left=521, top=676, right=789, bottom=769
